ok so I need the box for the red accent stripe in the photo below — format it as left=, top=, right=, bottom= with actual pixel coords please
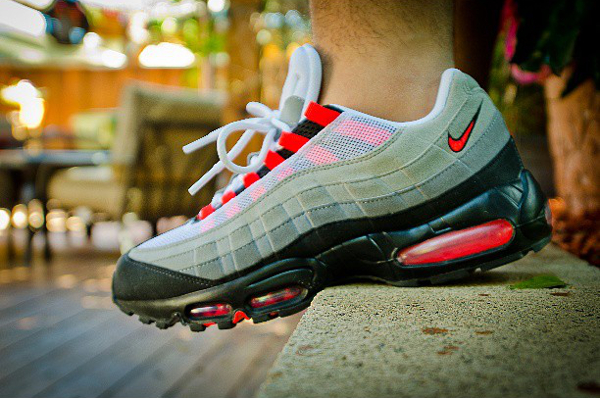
left=221, top=190, right=236, bottom=204
left=232, top=310, right=250, bottom=324
left=199, top=204, right=215, bottom=219
left=243, top=172, right=260, bottom=188
left=264, top=150, right=285, bottom=170
left=279, top=131, right=309, bottom=152
left=304, top=102, right=340, bottom=126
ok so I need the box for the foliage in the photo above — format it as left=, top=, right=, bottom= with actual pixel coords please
left=511, top=0, right=599, bottom=95
left=488, top=28, right=547, bottom=137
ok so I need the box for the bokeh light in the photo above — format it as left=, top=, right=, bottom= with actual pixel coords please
left=11, top=204, right=28, bottom=229
left=0, top=209, right=10, bottom=231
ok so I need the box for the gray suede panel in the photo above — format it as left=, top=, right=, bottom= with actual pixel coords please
left=129, top=70, right=512, bottom=279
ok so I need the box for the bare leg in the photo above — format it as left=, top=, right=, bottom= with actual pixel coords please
left=311, top=0, right=454, bottom=121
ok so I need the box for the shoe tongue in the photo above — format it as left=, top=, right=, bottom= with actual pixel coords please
left=278, top=44, right=322, bottom=124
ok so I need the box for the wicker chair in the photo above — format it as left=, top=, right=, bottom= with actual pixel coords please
left=49, top=83, right=225, bottom=228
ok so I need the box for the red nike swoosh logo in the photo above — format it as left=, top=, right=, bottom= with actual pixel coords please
left=448, top=103, right=482, bottom=152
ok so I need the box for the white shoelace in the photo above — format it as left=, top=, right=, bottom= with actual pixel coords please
left=183, top=43, right=322, bottom=207
left=183, top=101, right=291, bottom=197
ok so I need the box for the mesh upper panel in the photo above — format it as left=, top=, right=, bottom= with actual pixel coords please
left=139, top=112, right=398, bottom=249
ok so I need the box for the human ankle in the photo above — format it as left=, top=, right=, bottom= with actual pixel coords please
left=319, top=54, right=453, bottom=121
left=310, top=0, right=454, bottom=121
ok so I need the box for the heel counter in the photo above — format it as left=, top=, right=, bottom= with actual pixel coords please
left=478, top=137, right=524, bottom=189
left=453, top=69, right=525, bottom=172
left=484, top=97, right=526, bottom=174
left=481, top=90, right=513, bottom=145
left=448, top=70, right=513, bottom=147
left=455, top=69, right=511, bottom=135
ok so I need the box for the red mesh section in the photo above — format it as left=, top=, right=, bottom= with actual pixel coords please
left=336, top=119, right=393, bottom=146
left=303, top=145, right=339, bottom=165
left=224, top=202, right=241, bottom=219
left=275, top=165, right=294, bottom=181
left=398, top=219, right=514, bottom=265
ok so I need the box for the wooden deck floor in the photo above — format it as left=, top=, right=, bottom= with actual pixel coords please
left=0, top=233, right=300, bottom=398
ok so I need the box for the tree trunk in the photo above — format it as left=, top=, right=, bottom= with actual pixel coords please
left=544, top=72, right=600, bottom=217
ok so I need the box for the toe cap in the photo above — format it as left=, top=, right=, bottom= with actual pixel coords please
left=112, top=253, right=213, bottom=301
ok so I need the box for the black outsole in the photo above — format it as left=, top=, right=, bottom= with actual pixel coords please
left=113, top=170, right=552, bottom=332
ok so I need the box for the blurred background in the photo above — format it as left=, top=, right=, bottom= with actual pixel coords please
left=0, top=0, right=597, bottom=397
left=0, top=0, right=313, bottom=263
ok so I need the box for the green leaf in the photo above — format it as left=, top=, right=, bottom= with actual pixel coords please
left=509, top=275, right=567, bottom=289
left=511, top=0, right=600, bottom=93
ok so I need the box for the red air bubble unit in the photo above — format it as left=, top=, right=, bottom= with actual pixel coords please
left=249, top=286, right=306, bottom=309
left=188, top=303, right=232, bottom=320
left=397, top=219, right=514, bottom=266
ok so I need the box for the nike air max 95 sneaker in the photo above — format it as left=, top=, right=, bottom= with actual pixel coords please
left=112, top=44, right=552, bottom=331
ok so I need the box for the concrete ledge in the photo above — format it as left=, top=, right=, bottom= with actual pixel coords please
left=258, top=245, right=599, bottom=398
